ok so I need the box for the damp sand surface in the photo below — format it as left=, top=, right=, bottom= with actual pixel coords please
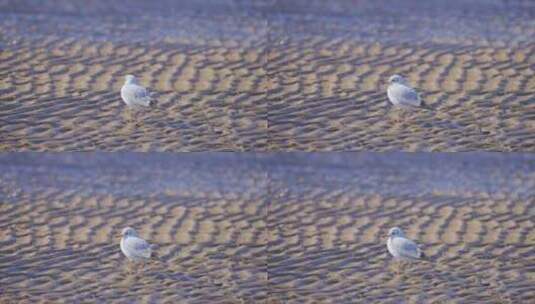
left=1, top=153, right=534, bottom=303
left=266, top=153, right=535, bottom=303
left=0, top=1, right=269, bottom=151
left=1, top=1, right=534, bottom=151
left=0, top=154, right=269, bottom=303
left=265, top=1, right=535, bottom=151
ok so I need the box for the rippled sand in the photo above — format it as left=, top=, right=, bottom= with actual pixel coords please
left=267, top=154, right=535, bottom=303
left=1, top=153, right=534, bottom=302
left=0, top=154, right=268, bottom=302
left=0, top=1, right=268, bottom=151
left=1, top=1, right=534, bottom=151
left=266, top=1, right=535, bottom=151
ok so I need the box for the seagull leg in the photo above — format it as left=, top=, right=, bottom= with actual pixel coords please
left=125, top=109, right=135, bottom=125
left=390, top=259, right=402, bottom=275
left=126, top=261, right=134, bottom=275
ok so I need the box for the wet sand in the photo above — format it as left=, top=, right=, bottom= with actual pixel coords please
left=1, top=1, right=534, bottom=151
left=1, top=153, right=534, bottom=303
left=0, top=154, right=268, bottom=303
left=266, top=1, right=535, bottom=151
left=267, top=154, right=535, bottom=303
left=0, top=1, right=269, bottom=151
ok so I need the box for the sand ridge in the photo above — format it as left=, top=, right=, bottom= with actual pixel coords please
left=0, top=37, right=268, bottom=151
left=0, top=154, right=269, bottom=303
left=266, top=37, right=535, bottom=151
left=1, top=0, right=534, bottom=151
left=266, top=154, right=535, bottom=303
left=0, top=153, right=534, bottom=303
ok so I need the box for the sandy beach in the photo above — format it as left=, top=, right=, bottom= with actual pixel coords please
left=0, top=153, right=534, bottom=303
left=266, top=1, right=535, bottom=151
left=1, top=1, right=534, bottom=151
left=0, top=1, right=268, bottom=151
left=266, top=153, right=535, bottom=303
left=0, top=154, right=268, bottom=303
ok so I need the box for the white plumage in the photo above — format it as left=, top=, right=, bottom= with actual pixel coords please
left=120, top=227, right=152, bottom=261
left=387, top=75, right=422, bottom=107
left=120, top=75, right=152, bottom=107
left=387, top=227, right=425, bottom=260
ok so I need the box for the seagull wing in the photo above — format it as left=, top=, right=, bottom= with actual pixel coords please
left=124, top=236, right=152, bottom=259
left=391, top=237, right=421, bottom=259
left=121, top=84, right=152, bottom=107
left=388, top=83, right=421, bottom=107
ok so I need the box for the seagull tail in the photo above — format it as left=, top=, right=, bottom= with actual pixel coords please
left=146, top=92, right=159, bottom=107
left=150, top=244, right=164, bottom=260
left=419, top=251, right=432, bottom=262
left=419, top=100, right=435, bottom=112
left=142, top=97, right=152, bottom=107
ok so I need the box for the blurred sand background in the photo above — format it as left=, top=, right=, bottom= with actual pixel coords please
left=1, top=153, right=534, bottom=303
left=0, top=154, right=268, bottom=303
left=267, top=153, right=535, bottom=303
left=1, top=0, right=534, bottom=151
left=266, top=0, right=535, bottom=151
left=0, top=0, right=269, bottom=151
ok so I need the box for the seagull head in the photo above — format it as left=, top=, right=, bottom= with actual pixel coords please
left=121, top=227, right=138, bottom=238
left=388, top=227, right=404, bottom=237
left=388, top=74, right=406, bottom=85
left=124, top=75, right=138, bottom=84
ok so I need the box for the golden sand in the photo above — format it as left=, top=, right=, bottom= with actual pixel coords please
left=0, top=154, right=533, bottom=303
left=0, top=154, right=268, bottom=303
left=1, top=19, right=533, bottom=151
left=267, top=41, right=535, bottom=151
left=265, top=154, right=535, bottom=303
left=0, top=38, right=268, bottom=151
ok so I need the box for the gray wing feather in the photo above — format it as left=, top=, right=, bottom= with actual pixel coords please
left=389, top=84, right=421, bottom=107
left=122, top=84, right=151, bottom=107
left=125, top=237, right=151, bottom=258
left=393, top=237, right=421, bottom=259
left=134, top=87, right=149, bottom=99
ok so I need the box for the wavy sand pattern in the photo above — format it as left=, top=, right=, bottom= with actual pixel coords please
left=266, top=1, right=535, bottom=151
left=0, top=1, right=268, bottom=151
left=1, top=1, right=534, bottom=151
left=0, top=154, right=268, bottom=303
left=267, top=154, right=535, bottom=303
left=1, top=153, right=534, bottom=303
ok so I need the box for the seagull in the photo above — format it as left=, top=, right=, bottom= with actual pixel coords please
left=387, top=227, right=426, bottom=261
left=120, top=75, right=152, bottom=108
left=120, top=227, right=153, bottom=262
left=387, top=75, right=423, bottom=108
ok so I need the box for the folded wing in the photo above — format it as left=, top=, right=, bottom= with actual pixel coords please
left=124, top=236, right=152, bottom=259
left=121, top=84, right=152, bottom=107
left=388, top=84, right=421, bottom=107
left=392, top=237, right=421, bottom=260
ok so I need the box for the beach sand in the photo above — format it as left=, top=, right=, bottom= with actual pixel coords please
left=0, top=154, right=268, bottom=303
left=1, top=1, right=534, bottom=151
left=266, top=1, right=535, bottom=151
left=266, top=154, right=535, bottom=303
left=0, top=153, right=534, bottom=303
left=0, top=1, right=268, bottom=151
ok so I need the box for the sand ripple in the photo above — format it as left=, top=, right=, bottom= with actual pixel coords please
left=266, top=154, right=535, bottom=303
left=1, top=1, right=534, bottom=151
left=0, top=154, right=268, bottom=303
left=0, top=153, right=534, bottom=302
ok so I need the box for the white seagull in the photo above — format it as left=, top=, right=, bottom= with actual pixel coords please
left=387, top=75, right=422, bottom=108
left=120, top=75, right=152, bottom=107
left=387, top=227, right=426, bottom=261
left=120, top=227, right=153, bottom=262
